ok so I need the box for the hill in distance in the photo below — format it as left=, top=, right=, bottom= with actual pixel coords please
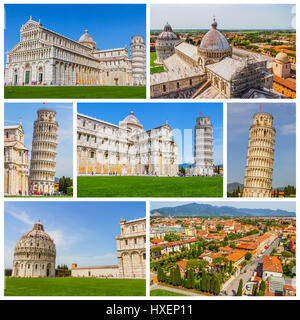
left=227, top=182, right=243, bottom=193
left=150, top=203, right=295, bottom=217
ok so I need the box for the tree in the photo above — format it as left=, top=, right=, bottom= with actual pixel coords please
left=257, top=280, right=266, bottom=296
left=59, top=176, right=73, bottom=194
left=174, top=264, right=181, bottom=286
left=237, top=279, right=243, bottom=296
left=164, top=233, right=180, bottom=242
left=214, top=279, right=221, bottom=295
left=206, top=275, right=210, bottom=292
left=229, top=260, right=233, bottom=274
left=245, top=252, right=252, bottom=261
left=187, top=269, right=195, bottom=289
left=252, top=284, right=257, bottom=296
left=201, top=268, right=207, bottom=291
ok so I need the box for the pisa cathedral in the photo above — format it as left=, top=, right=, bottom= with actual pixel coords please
left=243, top=112, right=276, bottom=198
left=4, top=109, right=58, bottom=196
left=77, top=111, right=178, bottom=176
left=5, top=17, right=146, bottom=87
left=151, top=18, right=276, bottom=99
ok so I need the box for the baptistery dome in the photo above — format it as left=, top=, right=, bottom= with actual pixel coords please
left=12, top=222, right=56, bottom=278
left=198, top=18, right=232, bottom=66
left=78, top=29, right=96, bottom=49
left=158, top=22, right=179, bottom=40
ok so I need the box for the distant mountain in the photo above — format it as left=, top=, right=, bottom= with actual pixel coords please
left=150, top=203, right=295, bottom=217
left=227, top=183, right=244, bottom=193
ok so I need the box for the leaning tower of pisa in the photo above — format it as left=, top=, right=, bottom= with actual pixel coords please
left=29, top=109, right=58, bottom=195
left=243, top=112, right=276, bottom=198
left=193, top=116, right=214, bottom=176
left=130, top=36, right=146, bottom=86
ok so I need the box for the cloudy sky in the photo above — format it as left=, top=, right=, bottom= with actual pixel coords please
left=227, top=103, right=296, bottom=189
left=5, top=103, right=73, bottom=179
left=78, top=102, right=223, bottom=165
left=151, top=4, right=296, bottom=30
left=5, top=201, right=146, bottom=269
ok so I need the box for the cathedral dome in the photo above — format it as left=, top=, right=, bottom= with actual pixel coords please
left=121, top=111, right=143, bottom=128
left=275, top=50, right=289, bottom=63
left=200, top=18, right=230, bottom=51
left=158, top=22, right=179, bottom=40
left=78, top=29, right=96, bottom=49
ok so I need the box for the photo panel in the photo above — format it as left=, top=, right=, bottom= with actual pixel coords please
left=76, top=102, right=223, bottom=198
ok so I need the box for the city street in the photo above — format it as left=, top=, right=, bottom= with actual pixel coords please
left=224, top=236, right=281, bottom=296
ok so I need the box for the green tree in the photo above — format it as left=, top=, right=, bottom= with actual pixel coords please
left=59, top=176, right=73, bottom=194
left=201, top=268, right=207, bottom=291
left=252, top=284, right=257, bottom=296
left=174, top=264, right=181, bottom=286
left=245, top=252, right=252, bottom=261
left=214, top=279, right=220, bottom=295
left=237, top=279, right=243, bottom=296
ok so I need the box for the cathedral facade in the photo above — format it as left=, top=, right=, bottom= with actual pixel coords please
left=4, top=123, right=29, bottom=196
left=5, top=17, right=146, bottom=87
left=116, top=217, right=146, bottom=279
left=77, top=111, right=178, bottom=176
left=151, top=18, right=274, bottom=99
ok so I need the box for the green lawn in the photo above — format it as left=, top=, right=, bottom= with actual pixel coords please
left=150, top=51, right=160, bottom=66
left=150, top=66, right=164, bottom=74
left=150, top=289, right=187, bottom=296
left=4, top=86, right=146, bottom=99
left=5, top=277, right=146, bottom=296
left=77, top=176, right=223, bottom=197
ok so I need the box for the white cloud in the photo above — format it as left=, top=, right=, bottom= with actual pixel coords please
left=6, top=207, right=35, bottom=226
left=47, top=229, right=82, bottom=250
left=280, top=122, right=296, bottom=136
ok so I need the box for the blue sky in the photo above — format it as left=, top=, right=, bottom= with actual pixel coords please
left=4, top=4, right=146, bottom=63
left=151, top=4, right=296, bottom=30
left=78, top=102, right=223, bottom=165
left=150, top=201, right=296, bottom=213
left=227, top=103, right=296, bottom=189
left=5, top=201, right=146, bottom=269
left=5, top=103, right=73, bottom=178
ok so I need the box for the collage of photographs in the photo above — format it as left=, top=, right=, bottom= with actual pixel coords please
left=0, top=0, right=298, bottom=302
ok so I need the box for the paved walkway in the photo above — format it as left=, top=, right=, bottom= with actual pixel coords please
left=151, top=283, right=202, bottom=296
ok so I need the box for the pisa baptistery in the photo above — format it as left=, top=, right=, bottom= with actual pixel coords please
left=243, top=112, right=276, bottom=198
left=193, top=116, right=214, bottom=176
left=29, top=109, right=58, bottom=195
left=12, top=222, right=56, bottom=277
left=130, top=36, right=146, bottom=86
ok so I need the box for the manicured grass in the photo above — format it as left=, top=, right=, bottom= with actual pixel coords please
left=77, top=176, right=223, bottom=197
left=4, top=86, right=146, bottom=99
left=150, top=289, right=187, bottom=296
left=150, top=66, right=164, bottom=74
left=5, top=277, right=146, bottom=296
left=150, top=51, right=160, bottom=66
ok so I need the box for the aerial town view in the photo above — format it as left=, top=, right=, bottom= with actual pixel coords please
left=150, top=202, right=296, bottom=296
left=227, top=103, right=296, bottom=198
left=4, top=4, right=146, bottom=99
left=4, top=201, right=146, bottom=296
left=150, top=4, right=296, bottom=99
left=4, top=103, right=73, bottom=197
left=76, top=102, right=223, bottom=197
